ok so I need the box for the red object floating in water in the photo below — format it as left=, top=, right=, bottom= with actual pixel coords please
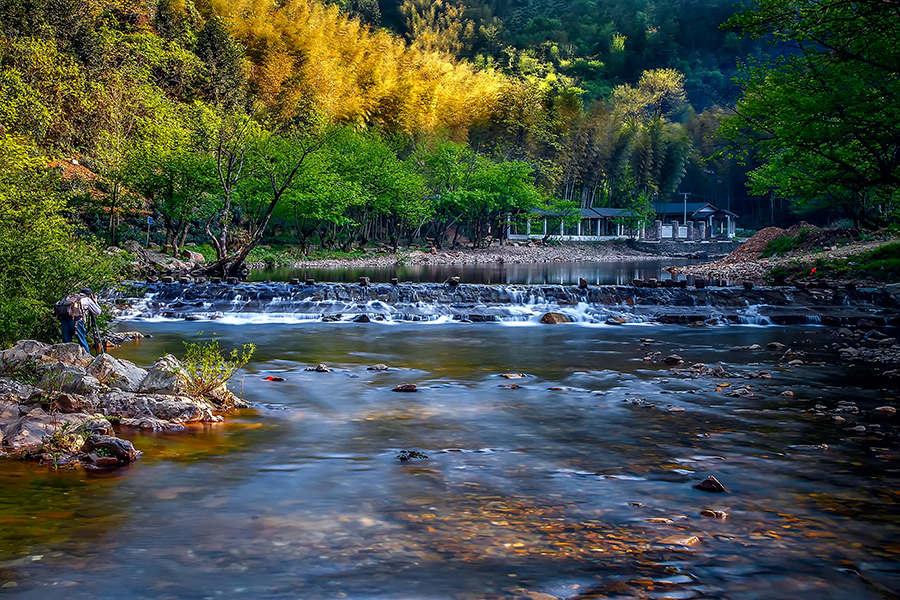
left=263, top=376, right=285, bottom=381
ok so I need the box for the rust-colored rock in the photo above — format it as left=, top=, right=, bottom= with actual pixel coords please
left=540, top=312, right=571, bottom=324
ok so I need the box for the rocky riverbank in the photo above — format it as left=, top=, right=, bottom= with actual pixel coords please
left=285, top=240, right=712, bottom=270
left=671, top=225, right=900, bottom=285
left=0, top=340, right=246, bottom=469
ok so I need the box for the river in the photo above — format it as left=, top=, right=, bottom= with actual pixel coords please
left=1, top=270, right=899, bottom=599
left=248, top=259, right=711, bottom=285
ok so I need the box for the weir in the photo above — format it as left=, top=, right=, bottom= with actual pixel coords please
left=118, top=281, right=900, bottom=326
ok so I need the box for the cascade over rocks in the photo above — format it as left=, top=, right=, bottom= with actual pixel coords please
left=116, top=280, right=900, bottom=327
left=0, top=339, right=247, bottom=468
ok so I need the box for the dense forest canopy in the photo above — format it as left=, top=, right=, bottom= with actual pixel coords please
left=1, top=0, right=898, bottom=343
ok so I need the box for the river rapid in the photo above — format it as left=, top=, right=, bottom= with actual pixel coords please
left=1, top=279, right=900, bottom=599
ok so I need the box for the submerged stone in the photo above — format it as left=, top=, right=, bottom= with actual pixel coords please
left=693, top=475, right=728, bottom=493
left=392, top=383, right=417, bottom=392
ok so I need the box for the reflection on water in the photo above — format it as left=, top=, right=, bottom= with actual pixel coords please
left=1, top=321, right=899, bottom=599
left=249, top=259, right=705, bottom=285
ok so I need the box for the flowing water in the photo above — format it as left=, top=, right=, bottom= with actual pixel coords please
left=2, top=278, right=900, bottom=599
left=248, top=259, right=710, bottom=285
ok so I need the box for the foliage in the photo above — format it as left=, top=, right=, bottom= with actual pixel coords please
left=0, top=135, right=126, bottom=347
left=182, top=336, right=255, bottom=398
left=761, top=230, right=810, bottom=259
left=723, top=0, right=900, bottom=229
left=809, top=243, right=900, bottom=282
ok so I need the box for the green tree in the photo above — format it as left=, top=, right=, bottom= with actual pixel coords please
left=194, top=16, right=248, bottom=111
left=0, top=135, right=124, bottom=346
left=723, top=0, right=900, bottom=228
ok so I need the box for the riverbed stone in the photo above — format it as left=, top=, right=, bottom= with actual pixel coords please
left=392, top=383, right=417, bottom=392
left=693, top=475, right=728, bottom=493
left=83, top=434, right=140, bottom=463
left=664, top=354, right=684, bottom=365
left=540, top=312, right=571, bottom=324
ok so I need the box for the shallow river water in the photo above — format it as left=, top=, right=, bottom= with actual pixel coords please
left=1, top=306, right=900, bottom=598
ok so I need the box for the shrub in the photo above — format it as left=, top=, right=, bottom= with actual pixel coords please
left=182, top=337, right=255, bottom=398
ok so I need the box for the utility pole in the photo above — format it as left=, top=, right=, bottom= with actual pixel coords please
left=681, top=192, right=690, bottom=223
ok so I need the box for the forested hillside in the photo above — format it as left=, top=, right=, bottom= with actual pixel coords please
left=2, top=0, right=897, bottom=343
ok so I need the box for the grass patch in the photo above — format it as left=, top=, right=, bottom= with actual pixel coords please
left=761, top=229, right=810, bottom=258
left=810, top=242, right=900, bottom=282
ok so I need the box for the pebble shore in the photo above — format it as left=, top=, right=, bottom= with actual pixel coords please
left=287, top=241, right=668, bottom=270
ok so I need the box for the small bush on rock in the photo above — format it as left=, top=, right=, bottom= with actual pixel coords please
left=182, top=337, right=255, bottom=398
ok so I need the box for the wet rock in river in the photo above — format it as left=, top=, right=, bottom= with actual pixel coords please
left=767, top=342, right=788, bottom=351
left=83, top=434, right=140, bottom=463
left=693, top=475, right=728, bottom=493
left=392, top=383, right=418, bottom=392
left=397, top=449, right=428, bottom=461
left=306, top=363, right=331, bottom=372
left=368, top=364, right=389, bottom=371
left=664, top=354, right=684, bottom=365
left=540, top=312, right=571, bottom=324
left=658, top=535, right=700, bottom=546
left=875, top=406, right=897, bottom=414
left=700, top=509, right=728, bottom=519
left=500, top=372, right=527, bottom=379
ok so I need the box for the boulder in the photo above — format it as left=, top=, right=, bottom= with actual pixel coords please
left=0, top=340, right=50, bottom=371
left=37, top=362, right=88, bottom=394
left=88, top=353, right=148, bottom=392
left=540, top=312, right=571, bottom=324
left=83, top=434, right=140, bottom=463
left=138, top=355, right=189, bottom=395
left=181, top=249, right=205, bottom=263
left=693, top=475, right=728, bottom=493
left=664, top=354, right=685, bottom=366
left=392, top=383, right=418, bottom=392
left=0, top=377, right=37, bottom=401
left=98, top=390, right=218, bottom=424
left=45, top=343, right=94, bottom=368
left=2, top=408, right=108, bottom=454
left=104, top=331, right=145, bottom=346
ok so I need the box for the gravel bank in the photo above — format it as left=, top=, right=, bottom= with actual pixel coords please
left=672, top=227, right=899, bottom=284
left=290, top=241, right=667, bottom=269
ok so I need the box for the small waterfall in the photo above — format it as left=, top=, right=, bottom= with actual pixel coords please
left=115, top=281, right=900, bottom=327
